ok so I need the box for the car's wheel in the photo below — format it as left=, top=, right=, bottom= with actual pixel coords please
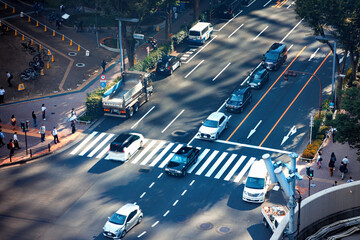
left=120, top=230, right=126, bottom=238
left=128, top=107, right=134, bottom=118
left=134, top=103, right=139, bottom=112
left=225, top=122, right=229, bottom=129
left=179, top=61, right=182, bottom=68
left=138, top=216, right=143, bottom=224
left=170, top=69, right=173, bottom=75
left=215, top=133, right=219, bottom=140
left=139, top=141, right=143, bottom=149
left=182, top=170, right=186, bottom=177
left=240, top=107, right=244, bottom=113
left=127, top=153, right=131, bottom=160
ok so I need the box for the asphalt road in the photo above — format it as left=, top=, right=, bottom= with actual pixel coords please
left=0, top=0, right=342, bottom=240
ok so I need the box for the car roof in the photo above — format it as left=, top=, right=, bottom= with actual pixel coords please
left=116, top=203, right=139, bottom=215
left=252, top=67, right=267, bottom=76
left=233, top=86, right=250, bottom=95
left=113, top=133, right=132, bottom=143
left=267, top=43, right=286, bottom=53
left=207, top=112, right=226, bottom=121
left=248, top=160, right=267, bottom=178
left=176, top=146, right=194, bottom=155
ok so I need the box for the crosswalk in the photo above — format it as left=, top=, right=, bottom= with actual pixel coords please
left=70, top=132, right=259, bottom=182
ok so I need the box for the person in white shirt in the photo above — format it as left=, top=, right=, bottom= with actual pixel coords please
left=41, top=104, right=46, bottom=120
left=39, top=124, right=46, bottom=142
left=0, top=86, right=5, bottom=103
left=52, top=127, right=59, bottom=144
left=341, top=156, right=349, bottom=167
left=13, top=132, right=21, bottom=149
left=346, top=177, right=354, bottom=183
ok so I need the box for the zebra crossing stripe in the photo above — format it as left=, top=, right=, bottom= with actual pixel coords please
left=87, top=134, right=115, bottom=157
left=187, top=148, right=209, bottom=174
left=233, top=157, right=256, bottom=183
left=70, top=131, right=98, bottom=155
left=196, top=150, right=219, bottom=175
left=224, top=155, right=246, bottom=181
left=159, top=144, right=183, bottom=168
left=214, top=154, right=237, bottom=179
left=140, top=141, right=166, bottom=166
left=205, top=152, right=228, bottom=177
left=132, top=140, right=157, bottom=164
left=149, top=143, right=174, bottom=167
left=79, top=133, right=106, bottom=156
left=96, top=144, right=110, bottom=159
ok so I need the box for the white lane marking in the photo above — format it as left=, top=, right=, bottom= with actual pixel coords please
left=161, top=110, right=185, bottom=133
left=157, top=173, right=163, bottom=179
left=216, top=98, right=228, bottom=112
left=247, top=120, right=262, bottom=139
left=184, top=36, right=217, bottom=64
left=288, top=44, right=294, bottom=51
left=308, top=48, right=320, bottom=61
left=137, top=231, right=146, bottom=238
left=88, top=133, right=115, bottom=157
left=247, top=0, right=256, bottom=7
left=196, top=150, right=219, bottom=175
left=159, top=144, right=183, bottom=168
left=131, top=106, right=155, bottom=129
left=215, top=154, right=237, bottom=179
left=131, top=140, right=157, bottom=164
left=79, top=132, right=106, bottom=156
left=149, top=182, right=155, bottom=188
left=205, top=152, right=228, bottom=177
left=150, top=143, right=174, bottom=167
left=70, top=131, right=98, bottom=155
left=228, top=24, right=244, bottom=38
left=96, top=144, right=110, bottom=159
left=224, top=155, right=246, bottom=181
left=181, top=190, right=187, bottom=196
left=212, top=62, right=231, bottom=81
left=173, top=200, right=179, bottom=206
left=234, top=157, right=256, bottom=183
left=187, top=149, right=210, bottom=173
left=216, top=10, right=243, bottom=31
left=152, top=221, right=159, bottom=227
left=183, top=54, right=190, bottom=57
left=263, top=0, right=272, bottom=7
left=280, top=18, right=304, bottom=43
left=215, top=139, right=292, bottom=154
left=339, top=53, right=350, bottom=63
left=187, top=135, right=197, bottom=146
left=140, top=192, right=146, bottom=198
left=163, top=210, right=170, bottom=217
left=241, top=62, right=262, bottom=86
left=140, top=141, right=166, bottom=165
left=184, top=60, right=204, bottom=78
left=253, top=26, right=268, bottom=40
left=189, top=180, right=195, bottom=186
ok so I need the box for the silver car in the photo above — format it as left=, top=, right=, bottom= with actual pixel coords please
left=197, top=112, right=229, bottom=140
left=103, top=203, right=143, bottom=239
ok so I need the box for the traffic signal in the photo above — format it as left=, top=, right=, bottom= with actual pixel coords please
left=306, top=167, right=314, bottom=178
left=21, top=121, right=25, bottom=131
left=25, top=120, right=29, bottom=130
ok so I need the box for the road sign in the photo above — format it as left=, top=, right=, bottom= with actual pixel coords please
left=100, top=81, right=106, bottom=89
left=133, top=33, right=144, bottom=40
left=100, top=74, right=106, bottom=80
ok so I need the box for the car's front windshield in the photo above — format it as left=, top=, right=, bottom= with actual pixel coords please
left=109, top=213, right=126, bottom=225
left=264, top=52, right=279, bottom=61
left=229, top=94, right=241, bottom=102
left=203, top=119, right=218, bottom=128
left=171, top=155, right=187, bottom=164
left=250, top=73, right=262, bottom=81
left=245, top=177, right=265, bottom=189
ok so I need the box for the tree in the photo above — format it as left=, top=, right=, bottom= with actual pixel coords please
left=193, top=0, right=200, bottom=21
left=157, top=0, right=179, bottom=41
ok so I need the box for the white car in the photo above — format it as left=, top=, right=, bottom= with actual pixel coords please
left=107, top=133, right=144, bottom=161
left=197, top=112, right=229, bottom=140
left=103, top=203, right=143, bottom=239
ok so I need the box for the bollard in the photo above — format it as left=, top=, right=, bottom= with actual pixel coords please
left=5, top=4, right=7, bottom=9
left=28, top=16, right=31, bottom=22
left=22, top=34, right=24, bottom=41
left=39, top=44, right=41, bottom=50
left=78, top=45, right=80, bottom=51
left=85, top=50, right=90, bottom=56
left=48, top=49, right=51, bottom=55
left=13, top=7, right=15, bottom=14
left=51, top=55, right=54, bottom=62
left=62, top=34, right=64, bottom=41
left=15, top=30, right=17, bottom=36
left=36, top=21, right=39, bottom=27
left=0, top=21, right=1, bottom=26
left=41, top=69, right=44, bottom=75
left=70, top=39, right=73, bottom=46
left=31, top=39, right=33, bottom=45
left=53, top=30, right=55, bottom=36
left=6, top=26, right=9, bottom=31
left=44, top=25, right=47, bottom=31
left=30, top=149, right=32, bottom=159
left=47, top=62, right=50, bottom=69
left=20, top=12, right=23, bottom=17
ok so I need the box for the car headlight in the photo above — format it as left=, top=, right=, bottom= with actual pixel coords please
left=175, top=170, right=182, bottom=174
left=165, top=168, right=169, bottom=171
left=115, top=229, right=121, bottom=234
left=259, top=192, right=264, bottom=197
left=243, top=191, right=248, bottom=196
left=210, top=132, right=217, bottom=136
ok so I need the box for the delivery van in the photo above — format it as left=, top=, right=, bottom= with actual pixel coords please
left=188, top=22, right=213, bottom=44
left=243, top=160, right=269, bottom=203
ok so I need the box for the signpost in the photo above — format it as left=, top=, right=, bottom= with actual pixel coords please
left=100, top=74, right=106, bottom=89
left=146, top=46, right=150, bottom=56
left=133, top=33, right=144, bottom=40
left=310, top=115, right=314, bottom=144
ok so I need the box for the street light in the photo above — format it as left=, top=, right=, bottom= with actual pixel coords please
left=115, top=18, right=139, bottom=72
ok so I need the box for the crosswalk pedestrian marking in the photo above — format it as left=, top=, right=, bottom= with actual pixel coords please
left=214, top=154, right=237, bottom=179
left=132, top=140, right=157, bottom=164
left=79, top=133, right=106, bottom=156
left=187, top=149, right=209, bottom=174
left=87, top=134, right=115, bottom=157
left=96, top=144, right=110, bottom=159
left=140, top=141, right=166, bottom=166
left=224, top=155, right=246, bottom=181
left=233, top=157, right=256, bottom=183
left=205, top=152, right=228, bottom=177
left=70, top=131, right=98, bottom=155
left=150, top=143, right=174, bottom=167
left=159, top=144, right=183, bottom=168
left=196, top=150, right=219, bottom=175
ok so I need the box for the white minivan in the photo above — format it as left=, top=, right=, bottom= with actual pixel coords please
left=188, top=22, right=213, bottom=44
left=243, top=160, right=269, bottom=203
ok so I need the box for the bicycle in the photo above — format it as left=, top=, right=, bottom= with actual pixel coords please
left=20, top=68, right=40, bottom=81
left=21, top=41, right=36, bottom=55
left=33, top=50, right=50, bottom=62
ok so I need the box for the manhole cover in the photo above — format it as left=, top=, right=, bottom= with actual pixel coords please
left=68, top=52, right=77, bottom=56
left=199, top=222, right=213, bottom=230
left=76, top=63, right=85, bottom=67
left=218, top=226, right=231, bottom=233
left=138, top=168, right=151, bottom=173
left=172, top=130, right=187, bottom=137
left=175, top=215, right=187, bottom=223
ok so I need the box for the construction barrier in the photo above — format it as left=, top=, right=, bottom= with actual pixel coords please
left=44, top=25, right=47, bottom=32
left=78, top=45, right=80, bottom=51
left=41, top=69, right=44, bottom=76
left=51, top=55, right=54, bottom=62
left=47, top=62, right=50, bottom=69
left=70, top=39, right=72, bottom=46
left=53, top=30, right=55, bottom=36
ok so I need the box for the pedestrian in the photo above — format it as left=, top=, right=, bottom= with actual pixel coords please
left=13, top=132, right=21, bottom=149
left=341, top=155, right=349, bottom=168
left=0, top=129, right=5, bottom=147
left=332, top=181, right=337, bottom=186
left=41, top=104, right=46, bottom=120
left=346, top=177, right=354, bottom=183
left=10, top=115, right=16, bottom=130
left=6, top=72, right=13, bottom=87
left=316, top=152, right=323, bottom=169
left=60, top=3, right=65, bottom=13
left=0, top=86, right=5, bottom=103
left=101, top=60, right=106, bottom=73
left=39, top=124, right=46, bottom=142
left=32, top=111, right=37, bottom=127
left=8, top=139, right=15, bottom=156
left=52, top=127, right=60, bottom=144
left=71, top=119, right=76, bottom=134
left=331, top=127, right=337, bottom=143
left=339, top=162, right=347, bottom=180
left=328, top=159, right=335, bottom=177
left=70, top=108, right=76, bottom=118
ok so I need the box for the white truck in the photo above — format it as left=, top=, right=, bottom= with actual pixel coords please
left=262, top=205, right=288, bottom=232
left=102, top=71, right=153, bottom=118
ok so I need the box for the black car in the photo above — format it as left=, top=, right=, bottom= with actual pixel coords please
left=215, top=3, right=235, bottom=19
left=262, top=43, right=287, bottom=71
left=165, top=146, right=200, bottom=176
left=225, top=86, right=252, bottom=113
left=247, top=65, right=270, bottom=89
left=156, top=55, right=181, bottom=75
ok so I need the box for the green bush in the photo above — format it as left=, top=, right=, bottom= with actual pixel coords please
left=302, top=139, right=323, bottom=159
left=172, top=29, right=188, bottom=46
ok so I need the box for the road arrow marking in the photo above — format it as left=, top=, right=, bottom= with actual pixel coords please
left=308, top=48, right=320, bottom=61
left=281, top=125, right=297, bottom=145
left=247, top=120, right=262, bottom=139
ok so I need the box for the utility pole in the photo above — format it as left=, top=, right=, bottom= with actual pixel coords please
left=310, top=115, right=314, bottom=144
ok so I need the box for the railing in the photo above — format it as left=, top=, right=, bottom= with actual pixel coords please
left=1, top=144, right=51, bottom=163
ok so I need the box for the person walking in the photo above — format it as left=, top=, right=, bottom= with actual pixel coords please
left=0, top=86, right=5, bottom=103
left=347, top=177, right=354, bottom=183
left=10, top=115, right=16, bottom=130
left=8, top=139, right=15, bottom=157
left=341, top=156, right=349, bottom=168
left=331, top=127, right=337, bottom=143
left=71, top=119, right=76, bottom=134
left=70, top=108, right=76, bottom=118
left=32, top=111, right=37, bottom=127
left=339, top=162, right=347, bottom=180
left=13, top=132, right=21, bottom=149
left=101, top=60, right=106, bottom=74
left=330, top=152, right=336, bottom=169
left=52, top=127, right=60, bottom=144
left=6, top=72, right=13, bottom=87
left=0, top=129, right=5, bottom=147
left=39, top=124, right=46, bottom=142
left=41, top=104, right=46, bottom=120
left=316, top=152, right=323, bottom=169
left=328, top=159, right=335, bottom=177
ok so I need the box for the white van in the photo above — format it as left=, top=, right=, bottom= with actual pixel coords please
left=243, top=160, right=269, bottom=203
left=188, top=22, right=213, bottom=44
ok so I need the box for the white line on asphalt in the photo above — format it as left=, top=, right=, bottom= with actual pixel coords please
left=140, top=192, right=146, bottom=198
left=157, top=173, right=163, bottom=178
left=288, top=44, right=294, bottom=51
left=184, top=60, right=204, bottom=78
left=216, top=98, right=228, bottom=112
left=280, top=18, right=304, bottom=43
left=132, top=140, right=157, bottom=164
left=88, top=133, right=114, bottom=157
left=161, top=110, right=185, bottom=133
left=70, top=131, right=98, bottom=155
left=253, top=26, right=268, bottom=40
left=96, top=144, right=110, bottom=159
left=224, top=155, right=246, bottom=181
left=339, top=53, right=350, bottom=63
left=140, top=141, right=166, bottom=165
left=152, top=221, right=159, bottom=227
left=247, top=0, right=256, bottom=7
left=137, top=231, right=146, bottom=238
left=79, top=132, right=106, bottom=156
left=308, top=48, right=320, bottom=61
left=163, top=210, right=170, bottom=217
left=205, top=152, right=228, bottom=177
left=215, top=139, right=292, bottom=154
left=263, top=0, right=272, bottom=7
left=159, top=144, right=183, bottom=168
left=241, top=62, right=262, bottom=86
left=150, top=143, right=174, bottom=167
left=187, top=135, right=197, bottom=146
left=131, top=106, right=155, bottom=129
left=234, top=157, right=256, bottom=182
left=228, top=24, right=244, bottom=38
left=184, top=35, right=217, bottom=63
left=196, top=151, right=219, bottom=175
left=188, top=149, right=210, bottom=173
left=149, top=182, right=155, bottom=188
left=189, top=180, right=195, bottom=186
left=181, top=190, right=187, bottom=196
left=214, top=154, right=237, bottom=179
left=212, top=62, right=231, bottom=81
left=173, top=200, right=179, bottom=206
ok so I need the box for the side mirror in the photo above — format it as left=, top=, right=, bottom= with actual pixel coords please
left=108, top=217, right=110, bottom=219
left=201, top=121, right=204, bottom=124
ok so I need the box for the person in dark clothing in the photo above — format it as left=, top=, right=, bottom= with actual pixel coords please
left=328, top=159, right=335, bottom=177
left=32, top=111, right=37, bottom=127
left=8, top=139, right=15, bottom=156
left=339, top=162, right=347, bottom=180
left=101, top=60, right=106, bottom=73
left=6, top=72, right=13, bottom=87
left=71, top=120, right=76, bottom=134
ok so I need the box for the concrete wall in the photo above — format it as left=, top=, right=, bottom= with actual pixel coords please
left=271, top=181, right=360, bottom=240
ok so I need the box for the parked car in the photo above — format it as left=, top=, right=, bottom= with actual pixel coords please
left=216, top=3, right=235, bottom=19
left=103, top=203, right=143, bottom=239
left=225, top=86, right=252, bottom=113
left=156, top=55, right=181, bottom=75
left=165, top=146, right=200, bottom=176
left=197, top=112, right=229, bottom=140
left=107, top=133, right=144, bottom=161
left=247, top=65, right=270, bottom=89
left=262, top=43, right=287, bottom=71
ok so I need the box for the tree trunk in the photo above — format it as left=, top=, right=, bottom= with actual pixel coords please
left=165, top=7, right=170, bottom=41
left=194, top=0, right=199, bottom=21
